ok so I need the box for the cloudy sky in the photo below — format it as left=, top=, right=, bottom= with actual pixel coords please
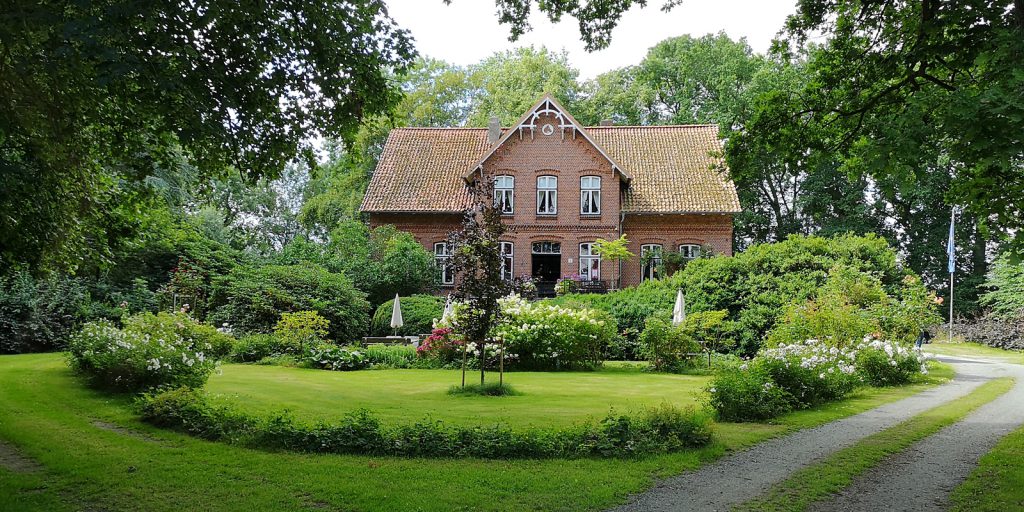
left=385, top=0, right=798, bottom=79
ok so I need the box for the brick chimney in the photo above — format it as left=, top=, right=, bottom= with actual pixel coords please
left=488, top=116, right=501, bottom=144
left=599, top=119, right=614, bottom=126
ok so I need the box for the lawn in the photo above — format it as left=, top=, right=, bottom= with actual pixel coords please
left=0, top=353, right=951, bottom=512
left=204, top=363, right=709, bottom=428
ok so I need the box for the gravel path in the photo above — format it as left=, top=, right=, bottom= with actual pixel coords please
left=610, top=355, right=1001, bottom=512
left=810, top=356, right=1024, bottom=512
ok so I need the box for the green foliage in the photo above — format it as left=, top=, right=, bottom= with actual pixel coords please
left=122, top=312, right=236, bottom=359
left=362, top=344, right=424, bottom=369
left=139, top=387, right=713, bottom=458
left=208, top=264, right=369, bottom=342
left=0, top=270, right=91, bottom=353
left=704, top=367, right=795, bottom=422
left=370, top=295, right=444, bottom=336
left=638, top=316, right=698, bottom=372
left=493, top=295, right=617, bottom=370
left=448, top=383, right=522, bottom=397
left=855, top=346, right=923, bottom=387
left=1, top=1, right=414, bottom=272
left=228, top=334, right=294, bottom=363
left=67, top=319, right=215, bottom=392
left=981, top=254, right=1024, bottom=320
left=304, top=343, right=369, bottom=371
left=323, top=222, right=438, bottom=307
left=274, top=311, right=330, bottom=352
left=466, top=47, right=582, bottom=126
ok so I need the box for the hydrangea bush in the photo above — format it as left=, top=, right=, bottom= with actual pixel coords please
left=707, top=337, right=930, bottom=421
left=492, top=294, right=616, bottom=370
left=67, top=318, right=215, bottom=391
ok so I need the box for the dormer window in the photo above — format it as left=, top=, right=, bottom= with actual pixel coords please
left=494, top=176, right=514, bottom=214
left=537, top=176, right=557, bottom=215
left=581, top=176, right=601, bottom=214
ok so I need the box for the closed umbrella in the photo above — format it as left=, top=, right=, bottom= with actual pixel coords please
left=390, top=294, right=404, bottom=336
left=672, top=289, right=686, bottom=327
left=441, top=294, right=454, bottom=324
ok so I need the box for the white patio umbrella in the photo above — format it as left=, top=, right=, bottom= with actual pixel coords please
left=390, top=293, right=404, bottom=335
left=441, top=294, right=454, bottom=324
left=672, top=289, right=686, bottom=327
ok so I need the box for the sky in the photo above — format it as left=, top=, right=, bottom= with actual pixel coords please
left=385, top=0, right=798, bottom=79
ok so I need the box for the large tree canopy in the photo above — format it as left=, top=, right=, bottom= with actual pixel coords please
left=0, top=0, right=415, bottom=272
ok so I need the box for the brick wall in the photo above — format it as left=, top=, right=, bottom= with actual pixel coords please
left=619, top=213, right=734, bottom=288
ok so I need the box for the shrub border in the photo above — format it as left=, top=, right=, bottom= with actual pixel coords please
left=138, top=388, right=713, bottom=459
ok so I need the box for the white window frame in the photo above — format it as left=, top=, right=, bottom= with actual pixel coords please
left=679, top=244, right=702, bottom=262
left=434, top=242, right=454, bottom=285
left=494, top=175, right=514, bottom=214
left=537, top=175, right=557, bottom=215
left=579, top=242, right=601, bottom=281
left=641, top=244, right=663, bottom=282
left=500, top=241, right=514, bottom=281
left=580, top=176, right=601, bottom=215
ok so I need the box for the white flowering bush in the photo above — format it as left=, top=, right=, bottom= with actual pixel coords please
left=491, top=294, right=617, bottom=370
left=67, top=319, right=215, bottom=391
left=707, top=336, right=930, bottom=421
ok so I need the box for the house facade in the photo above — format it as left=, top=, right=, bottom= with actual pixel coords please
left=360, top=95, right=740, bottom=296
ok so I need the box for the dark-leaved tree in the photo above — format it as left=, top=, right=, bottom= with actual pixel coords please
left=446, top=178, right=512, bottom=386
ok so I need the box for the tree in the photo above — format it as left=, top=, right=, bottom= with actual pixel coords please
left=593, top=235, right=635, bottom=290
left=466, top=47, right=583, bottom=126
left=774, top=0, right=1024, bottom=251
left=1, top=0, right=415, bottom=273
left=447, top=178, right=513, bottom=386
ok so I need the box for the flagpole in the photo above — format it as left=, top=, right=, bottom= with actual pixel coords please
left=948, top=271, right=954, bottom=342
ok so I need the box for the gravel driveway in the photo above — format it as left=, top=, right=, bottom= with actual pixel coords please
left=610, top=354, right=1019, bottom=512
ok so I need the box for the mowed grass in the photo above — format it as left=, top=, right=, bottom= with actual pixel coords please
left=0, top=353, right=951, bottom=512
left=951, top=423, right=1024, bottom=511
left=204, top=363, right=710, bottom=428
left=926, top=341, right=1024, bottom=365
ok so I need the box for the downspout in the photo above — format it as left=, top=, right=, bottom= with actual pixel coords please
left=618, top=180, right=626, bottom=291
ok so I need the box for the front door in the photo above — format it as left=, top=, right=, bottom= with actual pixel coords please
left=531, top=241, right=561, bottom=298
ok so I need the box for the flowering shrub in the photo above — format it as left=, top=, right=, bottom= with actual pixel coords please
left=417, top=327, right=463, bottom=364
left=855, top=338, right=929, bottom=386
left=67, top=319, right=215, bottom=391
left=706, top=337, right=930, bottom=421
left=122, top=312, right=236, bottom=358
left=304, top=343, right=368, bottom=371
left=493, top=294, right=616, bottom=370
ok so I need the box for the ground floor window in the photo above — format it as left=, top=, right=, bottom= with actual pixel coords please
left=641, top=244, right=663, bottom=281
left=434, top=242, right=454, bottom=285
left=579, top=243, right=601, bottom=280
left=500, top=241, right=514, bottom=281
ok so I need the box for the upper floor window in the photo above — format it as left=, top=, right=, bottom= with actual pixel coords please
left=434, top=242, right=454, bottom=285
left=537, top=176, right=557, bottom=215
left=579, top=243, right=601, bottom=281
left=494, top=176, right=514, bottom=214
left=641, top=244, right=663, bottom=282
left=580, top=176, right=601, bottom=215
left=500, top=242, right=514, bottom=281
left=679, top=244, right=702, bottom=262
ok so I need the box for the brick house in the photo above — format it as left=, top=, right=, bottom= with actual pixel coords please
left=360, top=94, right=740, bottom=296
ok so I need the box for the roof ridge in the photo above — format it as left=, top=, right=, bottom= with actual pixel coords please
left=586, top=124, right=718, bottom=129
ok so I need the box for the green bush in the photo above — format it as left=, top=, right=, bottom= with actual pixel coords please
left=492, top=295, right=617, bottom=370
left=704, top=367, right=794, bottom=422
left=67, top=319, right=215, bottom=392
left=229, top=334, right=294, bottom=362
left=638, top=316, right=699, bottom=372
left=0, top=270, right=91, bottom=353
left=369, top=295, right=444, bottom=336
left=208, top=264, right=370, bottom=342
left=304, top=343, right=368, bottom=371
left=138, top=388, right=713, bottom=458
left=122, top=311, right=235, bottom=359
left=855, top=339, right=927, bottom=386
left=274, top=310, right=330, bottom=352
left=980, top=254, right=1024, bottom=320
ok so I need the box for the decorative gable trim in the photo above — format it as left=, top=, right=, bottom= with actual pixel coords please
left=464, top=94, right=632, bottom=183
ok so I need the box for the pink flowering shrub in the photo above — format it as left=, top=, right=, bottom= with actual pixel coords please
left=417, top=328, right=463, bottom=364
